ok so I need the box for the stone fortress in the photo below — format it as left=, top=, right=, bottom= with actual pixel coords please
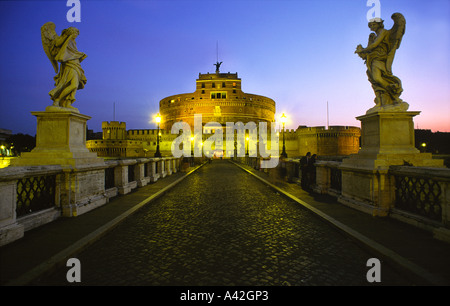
left=87, top=66, right=361, bottom=158
left=159, top=71, right=275, bottom=131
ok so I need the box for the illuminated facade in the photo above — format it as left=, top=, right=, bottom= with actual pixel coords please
left=86, top=121, right=145, bottom=158
left=159, top=72, right=276, bottom=131
left=87, top=68, right=361, bottom=158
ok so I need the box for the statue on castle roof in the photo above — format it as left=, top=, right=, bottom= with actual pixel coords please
left=355, top=13, right=409, bottom=114
left=41, top=22, right=87, bottom=112
left=214, top=61, right=222, bottom=73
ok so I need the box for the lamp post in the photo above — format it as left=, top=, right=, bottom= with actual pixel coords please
left=191, top=136, right=195, bottom=165
left=245, top=136, right=249, bottom=156
left=234, top=131, right=237, bottom=160
left=280, top=113, right=287, bottom=158
left=154, top=113, right=162, bottom=157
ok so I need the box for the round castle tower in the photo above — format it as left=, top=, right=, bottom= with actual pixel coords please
left=159, top=68, right=276, bottom=131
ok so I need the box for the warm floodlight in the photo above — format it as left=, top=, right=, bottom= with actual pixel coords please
left=155, top=113, right=161, bottom=124
left=280, top=113, right=287, bottom=158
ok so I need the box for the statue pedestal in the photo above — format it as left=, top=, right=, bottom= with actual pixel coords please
left=11, top=110, right=103, bottom=167
left=10, top=110, right=107, bottom=217
left=339, top=110, right=444, bottom=216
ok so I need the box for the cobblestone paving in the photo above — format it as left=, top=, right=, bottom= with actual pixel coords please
left=34, top=160, right=412, bottom=286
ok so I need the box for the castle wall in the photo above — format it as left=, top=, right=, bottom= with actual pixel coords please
left=294, top=126, right=361, bottom=157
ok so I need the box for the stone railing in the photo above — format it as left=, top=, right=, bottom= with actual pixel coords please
left=314, top=161, right=342, bottom=197
left=388, top=165, right=450, bottom=240
left=0, top=157, right=181, bottom=247
left=314, top=160, right=450, bottom=242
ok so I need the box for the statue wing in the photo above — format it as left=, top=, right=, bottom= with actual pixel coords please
left=41, top=22, right=59, bottom=74
left=386, top=13, right=406, bottom=74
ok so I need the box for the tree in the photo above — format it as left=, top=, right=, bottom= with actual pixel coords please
left=6, top=134, right=36, bottom=156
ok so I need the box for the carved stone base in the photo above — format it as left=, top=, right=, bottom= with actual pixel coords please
left=10, top=110, right=104, bottom=168
left=339, top=110, right=444, bottom=216
left=366, top=101, right=409, bottom=115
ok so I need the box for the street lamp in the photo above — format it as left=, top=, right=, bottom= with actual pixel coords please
left=190, top=136, right=195, bottom=166
left=421, top=142, right=427, bottom=152
left=245, top=136, right=249, bottom=156
left=154, top=113, right=162, bottom=157
left=280, top=113, right=287, bottom=158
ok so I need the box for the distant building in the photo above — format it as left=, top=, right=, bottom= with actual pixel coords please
left=286, top=126, right=361, bottom=158
left=415, top=129, right=450, bottom=154
left=86, top=127, right=102, bottom=140
left=86, top=121, right=145, bottom=158
left=0, top=128, right=13, bottom=156
left=0, top=128, right=12, bottom=142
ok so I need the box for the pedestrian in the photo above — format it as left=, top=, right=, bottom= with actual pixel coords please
left=308, top=154, right=317, bottom=187
left=300, top=152, right=311, bottom=189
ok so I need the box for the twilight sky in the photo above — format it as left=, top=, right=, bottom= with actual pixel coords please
left=0, top=0, right=449, bottom=135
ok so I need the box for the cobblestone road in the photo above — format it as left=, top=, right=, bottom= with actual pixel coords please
left=34, top=160, right=412, bottom=286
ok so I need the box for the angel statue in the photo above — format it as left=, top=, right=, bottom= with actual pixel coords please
left=41, top=22, right=87, bottom=112
left=214, top=61, right=222, bottom=73
left=355, top=13, right=408, bottom=113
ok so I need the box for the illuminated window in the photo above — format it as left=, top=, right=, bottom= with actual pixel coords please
left=210, top=92, right=226, bottom=99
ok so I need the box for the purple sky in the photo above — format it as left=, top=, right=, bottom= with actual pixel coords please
left=0, top=0, right=449, bottom=135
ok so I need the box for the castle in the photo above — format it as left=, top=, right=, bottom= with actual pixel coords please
left=87, top=67, right=361, bottom=158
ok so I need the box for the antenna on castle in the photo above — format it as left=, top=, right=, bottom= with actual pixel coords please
left=214, top=41, right=222, bottom=74
left=327, top=101, right=329, bottom=129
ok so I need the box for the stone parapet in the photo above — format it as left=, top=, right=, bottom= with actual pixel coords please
left=0, top=157, right=182, bottom=246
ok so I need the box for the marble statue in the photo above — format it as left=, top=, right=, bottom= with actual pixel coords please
left=355, top=13, right=408, bottom=113
left=41, top=22, right=87, bottom=111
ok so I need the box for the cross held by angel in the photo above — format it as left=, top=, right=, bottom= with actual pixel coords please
left=41, top=22, right=87, bottom=111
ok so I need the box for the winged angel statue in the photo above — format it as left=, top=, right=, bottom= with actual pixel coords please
left=41, top=22, right=87, bottom=111
left=355, top=13, right=408, bottom=113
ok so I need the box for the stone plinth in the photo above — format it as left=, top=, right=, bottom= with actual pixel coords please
left=9, top=109, right=107, bottom=218
left=339, top=110, right=444, bottom=216
left=10, top=110, right=104, bottom=168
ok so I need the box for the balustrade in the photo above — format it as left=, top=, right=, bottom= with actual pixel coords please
left=0, top=157, right=182, bottom=246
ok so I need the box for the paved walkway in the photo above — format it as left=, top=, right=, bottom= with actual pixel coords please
left=232, top=161, right=450, bottom=286
left=1, top=160, right=449, bottom=286
left=0, top=164, right=203, bottom=286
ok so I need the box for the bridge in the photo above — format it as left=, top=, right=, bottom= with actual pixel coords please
left=1, top=158, right=450, bottom=286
